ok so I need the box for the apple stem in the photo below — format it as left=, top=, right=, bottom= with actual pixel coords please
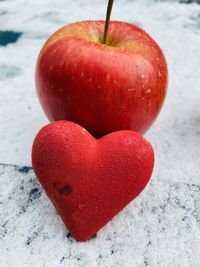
left=103, top=0, right=114, bottom=45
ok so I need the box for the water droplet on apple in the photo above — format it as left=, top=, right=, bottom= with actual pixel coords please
left=158, top=70, right=162, bottom=77
left=146, top=89, right=151, bottom=94
left=81, top=128, right=86, bottom=135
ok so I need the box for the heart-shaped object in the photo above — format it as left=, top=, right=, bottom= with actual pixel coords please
left=32, top=121, right=154, bottom=241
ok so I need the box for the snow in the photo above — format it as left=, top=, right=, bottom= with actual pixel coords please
left=0, top=0, right=200, bottom=266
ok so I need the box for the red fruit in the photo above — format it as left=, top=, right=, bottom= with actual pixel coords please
left=32, top=120, right=154, bottom=241
left=35, top=21, right=168, bottom=137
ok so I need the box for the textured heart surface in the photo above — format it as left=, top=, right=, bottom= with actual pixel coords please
left=32, top=121, right=154, bottom=241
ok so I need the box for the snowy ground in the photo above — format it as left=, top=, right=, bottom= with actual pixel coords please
left=0, top=0, right=200, bottom=266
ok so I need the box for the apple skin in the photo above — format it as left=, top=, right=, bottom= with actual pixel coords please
left=36, top=21, right=168, bottom=137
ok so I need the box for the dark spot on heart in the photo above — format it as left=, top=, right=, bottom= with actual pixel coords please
left=53, top=182, right=72, bottom=195
left=58, top=185, right=72, bottom=195
left=92, top=234, right=97, bottom=239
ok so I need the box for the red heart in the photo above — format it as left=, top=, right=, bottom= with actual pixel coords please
left=32, top=121, right=154, bottom=241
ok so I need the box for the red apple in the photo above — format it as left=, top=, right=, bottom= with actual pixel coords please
left=35, top=20, right=168, bottom=137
